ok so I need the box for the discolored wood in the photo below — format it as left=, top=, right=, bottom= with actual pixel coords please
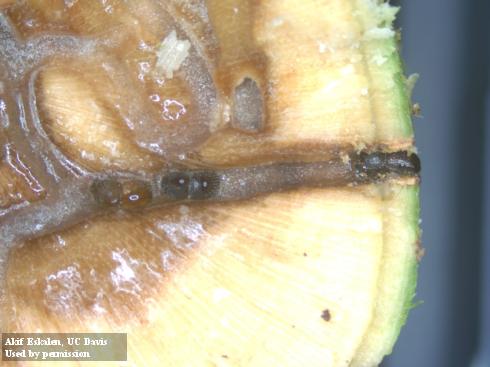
left=0, top=0, right=14, bottom=9
left=120, top=180, right=153, bottom=210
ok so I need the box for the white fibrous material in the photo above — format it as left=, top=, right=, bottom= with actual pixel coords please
left=156, top=30, right=191, bottom=79
left=406, top=73, right=420, bottom=98
left=359, top=0, right=399, bottom=28
left=363, top=27, right=395, bottom=40
left=356, top=0, right=398, bottom=41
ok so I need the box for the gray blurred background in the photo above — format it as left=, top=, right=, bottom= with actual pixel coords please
left=382, top=1, right=490, bottom=366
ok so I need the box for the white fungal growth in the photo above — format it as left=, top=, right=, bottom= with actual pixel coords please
left=110, top=248, right=142, bottom=294
left=44, top=264, right=83, bottom=313
left=155, top=217, right=206, bottom=249
left=155, top=30, right=191, bottom=79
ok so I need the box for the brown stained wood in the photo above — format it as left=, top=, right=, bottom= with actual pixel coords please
left=36, top=62, right=167, bottom=173
left=0, top=148, right=45, bottom=209
left=0, top=0, right=14, bottom=9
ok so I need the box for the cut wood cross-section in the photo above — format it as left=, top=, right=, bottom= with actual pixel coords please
left=0, top=1, right=421, bottom=366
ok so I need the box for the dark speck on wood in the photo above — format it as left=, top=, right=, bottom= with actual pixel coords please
left=321, top=309, right=331, bottom=322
